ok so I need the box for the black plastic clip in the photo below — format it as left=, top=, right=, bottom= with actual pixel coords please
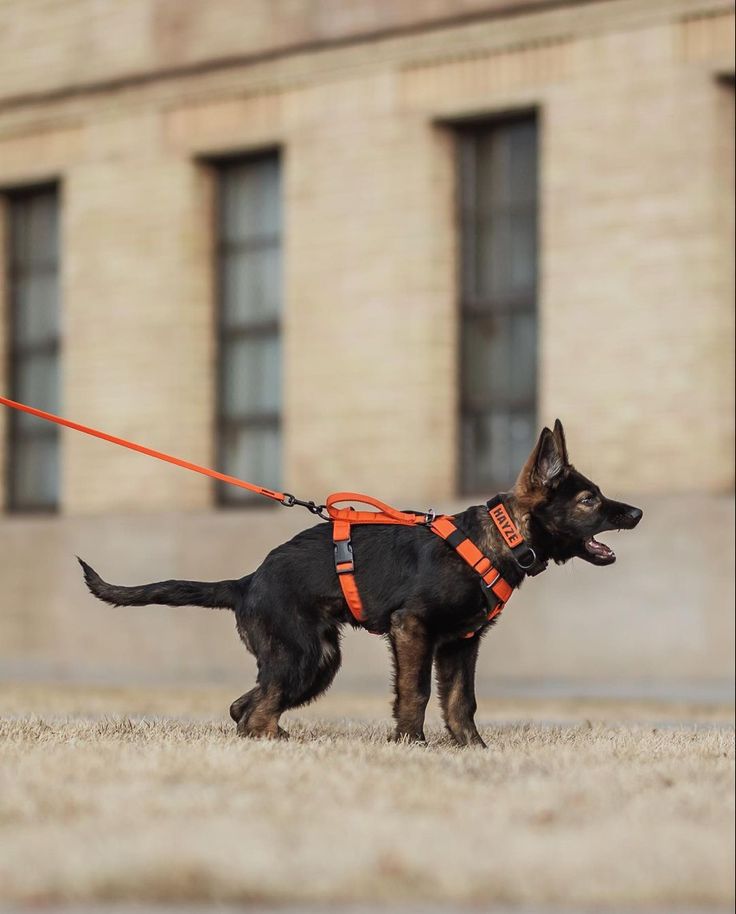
left=334, top=539, right=354, bottom=573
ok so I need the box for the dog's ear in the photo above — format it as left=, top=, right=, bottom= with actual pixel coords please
left=534, top=427, right=566, bottom=486
left=516, top=426, right=565, bottom=492
left=552, top=418, right=569, bottom=466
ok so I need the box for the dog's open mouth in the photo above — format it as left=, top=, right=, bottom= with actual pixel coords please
left=582, top=536, right=616, bottom=565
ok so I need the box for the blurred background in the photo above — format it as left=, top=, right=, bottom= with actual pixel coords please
left=0, top=0, right=733, bottom=703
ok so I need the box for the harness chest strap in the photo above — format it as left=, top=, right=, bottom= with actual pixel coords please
left=331, top=496, right=528, bottom=634
left=429, top=515, right=513, bottom=618
left=332, top=518, right=366, bottom=621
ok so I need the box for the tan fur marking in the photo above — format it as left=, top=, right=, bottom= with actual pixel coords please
left=390, top=613, right=433, bottom=742
left=236, top=685, right=286, bottom=739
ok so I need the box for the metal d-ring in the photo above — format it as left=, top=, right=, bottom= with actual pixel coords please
left=516, top=547, right=538, bottom=570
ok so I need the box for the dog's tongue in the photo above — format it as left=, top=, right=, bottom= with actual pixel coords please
left=584, top=536, right=615, bottom=560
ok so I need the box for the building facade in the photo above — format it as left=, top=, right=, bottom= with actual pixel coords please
left=0, top=0, right=733, bottom=691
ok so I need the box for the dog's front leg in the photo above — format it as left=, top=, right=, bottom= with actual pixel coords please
left=434, top=636, right=487, bottom=748
left=388, top=610, right=433, bottom=743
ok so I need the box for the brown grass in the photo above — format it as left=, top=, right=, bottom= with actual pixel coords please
left=0, top=683, right=733, bottom=909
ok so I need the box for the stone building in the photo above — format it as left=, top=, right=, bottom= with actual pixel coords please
left=0, top=0, right=733, bottom=694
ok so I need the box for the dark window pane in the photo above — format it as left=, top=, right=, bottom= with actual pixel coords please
left=459, top=118, right=538, bottom=492
left=462, top=410, right=536, bottom=494
left=221, top=245, right=281, bottom=327
left=11, top=190, right=59, bottom=267
left=482, top=411, right=513, bottom=489
left=462, top=313, right=537, bottom=413
left=221, top=336, right=281, bottom=418
left=219, top=157, right=281, bottom=243
left=506, top=211, right=537, bottom=295
left=462, top=315, right=510, bottom=409
left=509, top=312, right=537, bottom=402
left=508, top=411, right=536, bottom=480
left=13, top=273, right=59, bottom=345
left=9, top=433, right=59, bottom=510
left=476, top=212, right=536, bottom=300
left=14, top=351, right=60, bottom=416
left=475, top=120, right=537, bottom=212
left=218, top=424, right=281, bottom=501
left=506, top=121, right=538, bottom=206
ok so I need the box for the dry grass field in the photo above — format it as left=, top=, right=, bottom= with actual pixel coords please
left=1, top=683, right=733, bottom=911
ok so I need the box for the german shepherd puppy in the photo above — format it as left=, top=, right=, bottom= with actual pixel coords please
left=79, top=420, right=642, bottom=746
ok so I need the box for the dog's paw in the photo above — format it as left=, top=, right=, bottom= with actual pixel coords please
left=446, top=724, right=487, bottom=748
left=390, top=729, right=427, bottom=746
left=236, top=722, right=290, bottom=740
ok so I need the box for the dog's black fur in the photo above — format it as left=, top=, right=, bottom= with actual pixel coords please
left=79, top=421, right=641, bottom=746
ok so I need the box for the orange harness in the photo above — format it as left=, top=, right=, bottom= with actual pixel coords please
left=0, top=396, right=539, bottom=635
left=327, top=492, right=536, bottom=636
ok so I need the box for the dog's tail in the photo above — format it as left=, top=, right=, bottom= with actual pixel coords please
left=77, top=558, right=247, bottom=611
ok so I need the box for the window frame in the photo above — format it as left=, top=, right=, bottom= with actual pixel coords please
left=455, top=112, right=540, bottom=495
left=3, top=182, right=61, bottom=514
left=212, top=151, right=283, bottom=507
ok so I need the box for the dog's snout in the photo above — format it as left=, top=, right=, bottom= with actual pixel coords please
left=624, top=506, right=643, bottom=528
left=608, top=501, right=643, bottom=529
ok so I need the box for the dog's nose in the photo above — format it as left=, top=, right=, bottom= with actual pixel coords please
left=627, top=507, right=643, bottom=527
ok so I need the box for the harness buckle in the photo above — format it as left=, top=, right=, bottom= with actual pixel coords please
left=424, top=507, right=436, bottom=525
left=334, top=539, right=354, bottom=573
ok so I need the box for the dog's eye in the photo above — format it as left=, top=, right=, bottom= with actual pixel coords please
left=579, top=494, right=597, bottom=507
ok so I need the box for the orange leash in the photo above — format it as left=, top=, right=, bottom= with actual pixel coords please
left=0, top=395, right=287, bottom=504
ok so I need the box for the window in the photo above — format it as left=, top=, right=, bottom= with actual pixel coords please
left=5, top=186, right=61, bottom=512
left=215, top=154, right=282, bottom=504
left=457, top=116, right=538, bottom=492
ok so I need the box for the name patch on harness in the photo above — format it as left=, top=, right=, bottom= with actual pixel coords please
left=489, top=503, right=522, bottom=548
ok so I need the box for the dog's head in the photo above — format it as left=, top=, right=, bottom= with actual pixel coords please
left=512, top=420, right=642, bottom=566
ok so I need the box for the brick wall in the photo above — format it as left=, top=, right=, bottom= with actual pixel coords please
left=0, top=0, right=572, bottom=104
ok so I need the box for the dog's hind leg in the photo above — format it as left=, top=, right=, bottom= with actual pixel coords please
left=388, top=609, right=434, bottom=743
left=434, top=636, right=486, bottom=748
left=231, top=625, right=342, bottom=739
left=283, top=626, right=342, bottom=709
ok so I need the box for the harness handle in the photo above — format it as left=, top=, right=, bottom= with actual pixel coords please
left=325, top=491, right=429, bottom=526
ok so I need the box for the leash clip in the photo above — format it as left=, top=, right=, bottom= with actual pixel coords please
left=424, top=507, right=436, bottom=525
left=282, top=492, right=330, bottom=520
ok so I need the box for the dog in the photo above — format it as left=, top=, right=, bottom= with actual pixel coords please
left=79, top=420, right=642, bottom=746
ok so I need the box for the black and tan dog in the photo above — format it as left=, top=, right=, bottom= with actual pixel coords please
left=79, top=420, right=641, bottom=746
